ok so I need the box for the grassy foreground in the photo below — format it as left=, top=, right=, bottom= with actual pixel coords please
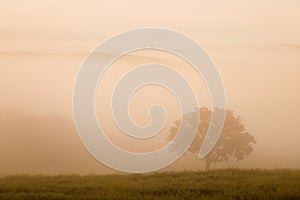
left=0, top=169, right=299, bottom=200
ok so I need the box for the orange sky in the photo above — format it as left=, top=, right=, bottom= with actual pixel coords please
left=0, top=0, right=300, bottom=174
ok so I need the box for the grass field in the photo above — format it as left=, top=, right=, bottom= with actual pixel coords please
left=0, top=169, right=299, bottom=200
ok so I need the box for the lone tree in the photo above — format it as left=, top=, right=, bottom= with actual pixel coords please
left=169, top=107, right=256, bottom=170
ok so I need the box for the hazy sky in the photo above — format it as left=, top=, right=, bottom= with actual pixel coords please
left=0, top=0, right=300, bottom=174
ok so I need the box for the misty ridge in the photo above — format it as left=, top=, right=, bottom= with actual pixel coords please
left=0, top=107, right=110, bottom=175
left=0, top=106, right=257, bottom=174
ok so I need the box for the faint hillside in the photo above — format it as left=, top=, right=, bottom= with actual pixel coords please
left=0, top=107, right=111, bottom=175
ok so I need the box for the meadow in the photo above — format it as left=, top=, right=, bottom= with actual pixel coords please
left=0, top=169, right=299, bottom=200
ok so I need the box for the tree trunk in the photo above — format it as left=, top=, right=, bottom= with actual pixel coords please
left=205, top=159, right=211, bottom=171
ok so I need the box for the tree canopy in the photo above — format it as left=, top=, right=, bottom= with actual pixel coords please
left=169, top=107, right=256, bottom=170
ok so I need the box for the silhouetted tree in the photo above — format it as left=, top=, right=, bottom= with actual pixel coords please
left=169, top=107, right=256, bottom=170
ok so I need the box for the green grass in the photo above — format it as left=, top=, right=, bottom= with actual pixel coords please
left=0, top=169, right=299, bottom=200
